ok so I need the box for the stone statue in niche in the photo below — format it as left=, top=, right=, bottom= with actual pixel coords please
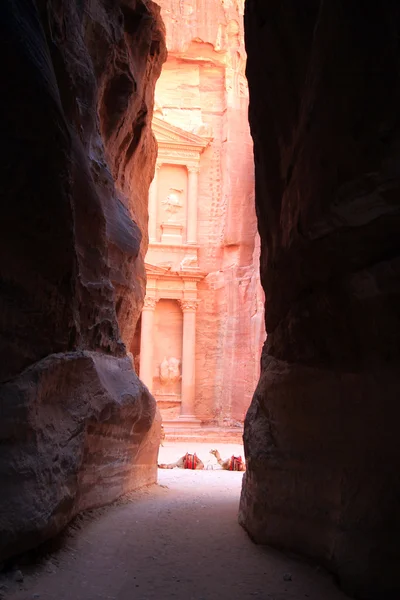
left=162, top=188, right=183, bottom=222
left=159, top=357, right=181, bottom=386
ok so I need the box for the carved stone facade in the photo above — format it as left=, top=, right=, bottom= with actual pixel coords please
left=139, top=0, right=266, bottom=431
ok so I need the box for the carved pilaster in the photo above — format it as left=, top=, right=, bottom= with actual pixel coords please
left=179, top=296, right=199, bottom=419
left=139, top=296, right=157, bottom=392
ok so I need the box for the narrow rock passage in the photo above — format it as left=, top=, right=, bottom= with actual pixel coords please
left=6, top=445, right=349, bottom=600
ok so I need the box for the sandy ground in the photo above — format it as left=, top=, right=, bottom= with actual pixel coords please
left=3, top=443, right=350, bottom=600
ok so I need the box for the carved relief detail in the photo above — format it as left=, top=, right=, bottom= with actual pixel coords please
left=159, top=356, right=181, bottom=386
left=179, top=299, right=200, bottom=312
left=162, top=188, right=183, bottom=221
left=143, top=296, right=157, bottom=310
left=180, top=254, right=198, bottom=269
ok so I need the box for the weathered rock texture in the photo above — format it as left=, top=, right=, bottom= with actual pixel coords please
left=146, top=0, right=265, bottom=426
left=240, top=2, right=400, bottom=599
left=0, top=0, right=166, bottom=560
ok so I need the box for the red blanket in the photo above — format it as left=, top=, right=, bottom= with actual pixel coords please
left=228, top=455, right=243, bottom=471
left=183, top=453, right=199, bottom=469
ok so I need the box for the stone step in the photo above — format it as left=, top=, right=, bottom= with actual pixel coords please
left=163, top=426, right=244, bottom=444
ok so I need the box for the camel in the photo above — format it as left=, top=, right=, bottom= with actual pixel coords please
left=209, top=449, right=246, bottom=471
left=158, top=452, right=205, bottom=470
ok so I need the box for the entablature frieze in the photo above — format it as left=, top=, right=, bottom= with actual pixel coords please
left=142, top=286, right=203, bottom=309
left=145, top=268, right=206, bottom=283
left=156, top=153, right=201, bottom=168
left=149, top=272, right=205, bottom=283
left=158, top=145, right=203, bottom=156
left=156, top=160, right=201, bottom=170
left=148, top=242, right=200, bottom=252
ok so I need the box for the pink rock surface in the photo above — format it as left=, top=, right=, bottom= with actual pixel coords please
left=144, top=0, right=265, bottom=427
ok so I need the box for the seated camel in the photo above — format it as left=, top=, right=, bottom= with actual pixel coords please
left=158, top=449, right=245, bottom=471
left=210, top=449, right=246, bottom=471
left=158, top=452, right=204, bottom=470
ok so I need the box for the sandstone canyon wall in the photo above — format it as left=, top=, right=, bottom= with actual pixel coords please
left=0, top=0, right=166, bottom=561
left=240, top=2, right=400, bottom=599
left=145, top=0, right=265, bottom=426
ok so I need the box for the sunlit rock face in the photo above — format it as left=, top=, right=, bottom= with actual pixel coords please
left=240, top=2, right=400, bottom=598
left=144, top=0, right=265, bottom=427
left=0, top=0, right=166, bottom=560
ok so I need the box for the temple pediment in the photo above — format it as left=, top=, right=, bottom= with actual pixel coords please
left=144, top=262, right=172, bottom=276
left=152, top=117, right=211, bottom=152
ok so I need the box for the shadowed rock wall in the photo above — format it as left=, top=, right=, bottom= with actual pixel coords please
left=0, top=0, right=166, bottom=560
left=240, top=2, right=400, bottom=598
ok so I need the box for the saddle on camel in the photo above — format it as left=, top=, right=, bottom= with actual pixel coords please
left=227, top=455, right=245, bottom=471
left=158, top=452, right=204, bottom=470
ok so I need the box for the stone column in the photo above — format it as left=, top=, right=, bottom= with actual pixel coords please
left=148, top=164, right=160, bottom=242
left=139, top=296, right=157, bottom=392
left=179, top=299, right=199, bottom=421
left=186, top=166, right=199, bottom=244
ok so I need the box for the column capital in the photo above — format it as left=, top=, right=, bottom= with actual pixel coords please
left=187, top=165, right=200, bottom=174
left=179, top=299, right=200, bottom=312
left=143, top=296, right=157, bottom=310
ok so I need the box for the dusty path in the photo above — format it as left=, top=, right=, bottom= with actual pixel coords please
left=4, top=444, right=349, bottom=600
